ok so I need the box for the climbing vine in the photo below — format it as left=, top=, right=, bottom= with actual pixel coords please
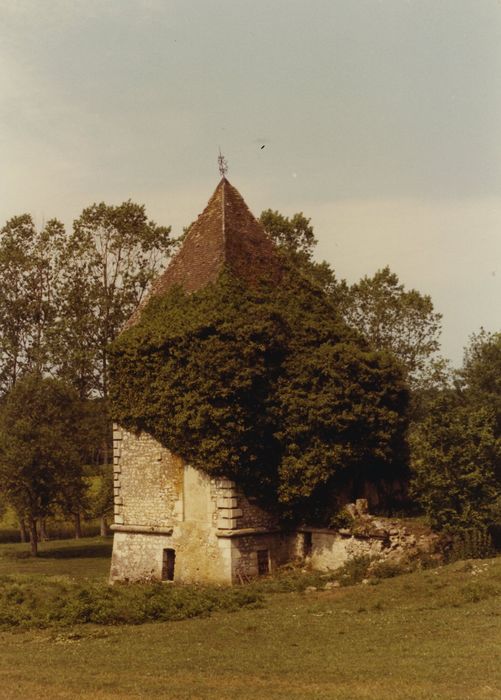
left=110, top=271, right=409, bottom=521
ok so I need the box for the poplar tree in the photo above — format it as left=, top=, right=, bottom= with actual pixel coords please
left=0, top=215, right=64, bottom=394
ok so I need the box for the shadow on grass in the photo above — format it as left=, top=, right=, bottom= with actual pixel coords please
left=3, top=542, right=113, bottom=560
left=37, top=543, right=113, bottom=560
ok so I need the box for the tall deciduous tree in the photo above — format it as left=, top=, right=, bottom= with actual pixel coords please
left=52, top=201, right=174, bottom=400
left=410, top=392, right=499, bottom=532
left=341, top=266, right=442, bottom=389
left=0, top=374, right=84, bottom=555
left=259, top=210, right=343, bottom=298
left=0, top=216, right=65, bottom=394
left=459, top=329, right=501, bottom=481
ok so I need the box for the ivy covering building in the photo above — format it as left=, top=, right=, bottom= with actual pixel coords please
left=109, top=177, right=408, bottom=584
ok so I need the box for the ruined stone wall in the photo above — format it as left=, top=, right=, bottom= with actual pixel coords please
left=229, top=532, right=294, bottom=582
left=303, top=530, right=386, bottom=572
left=299, top=508, right=439, bottom=573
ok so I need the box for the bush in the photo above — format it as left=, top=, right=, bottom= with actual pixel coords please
left=369, top=560, right=409, bottom=579
left=328, top=508, right=353, bottom=530
left=336, top=555, right=373, bottom=586
left=0, top=577, right=264, bottom=628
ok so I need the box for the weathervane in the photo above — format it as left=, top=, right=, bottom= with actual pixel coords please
left=218, top=148, right=228, bottom=178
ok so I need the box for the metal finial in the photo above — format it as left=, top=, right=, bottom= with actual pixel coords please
left=218, top=148, right=228, bottom=178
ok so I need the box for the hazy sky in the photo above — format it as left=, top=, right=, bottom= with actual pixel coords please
left=1, top=0, right=500, bottom=365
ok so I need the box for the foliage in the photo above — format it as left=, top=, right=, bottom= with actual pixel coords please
left=409, top=391, right=500, bottom=532
left=0, top=374, right=85, bottom=554
left=459, top=329, right=501, bottom=478
left=0, top=215, right=65, bottom=394
left=368, top=559, right=409, bottom=579
left=260, top=212, right=443, bottom=400
left=110, top=272, right=409, bottom=519
left=328, top=507, right=353, bottom=530
left=340, top=266, right=442, bottom=389
left=259, top=209, right=344, bottom=299
left=51, top=201, right=174, bottom=400
left=88, top=467, right=114, bottom=521
left=444, top=527, right=496, bottom=563
left=335, top=555, right=374, bottom=586
left=0, top=575, right=262, bottom=628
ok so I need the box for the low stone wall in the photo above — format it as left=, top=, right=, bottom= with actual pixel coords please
left=300, top=529, right=387, bottom=572
left=299, top=500, right=440, bottom=573
left=227, top=531, right=294, bottom=582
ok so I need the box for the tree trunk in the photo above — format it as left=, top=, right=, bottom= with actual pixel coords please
left=73, top=512, right=82, bottom=539
left=29, top=518, right=38, bottom=557
left=39, top=517, right=49, bottom=541
left=100, top=515, right=108, bottom=537
left=19, top=519, right=27, bottom=543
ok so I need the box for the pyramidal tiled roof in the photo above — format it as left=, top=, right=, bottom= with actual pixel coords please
left=126, top=177, right=284, bottom=327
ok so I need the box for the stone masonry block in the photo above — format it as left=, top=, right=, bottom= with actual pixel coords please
left=114, top=496, right=123, bottom=506
left=218, top=508, right=243, bottom=519
left=114, top=514, right=124, bottom=525
left=217, top=497, right=238, bottom=509
left=216, top=478, right=236, bottom=489
left=113, top=463, right=121, bottom=473
left=114, top=487, right=120, bottom=496
left=217, top=518, right=239, bottom=529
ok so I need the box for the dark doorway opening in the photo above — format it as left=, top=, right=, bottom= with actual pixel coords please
left=162, top=548, right=176, bottom=581
left=257, top=549, right=270, bottom=576
left=303, top=532, right=312, bottom=558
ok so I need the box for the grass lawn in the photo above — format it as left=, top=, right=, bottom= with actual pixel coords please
left=0, top=538, right=499, bottom=699
left=0, top=537, right=112, bottom=578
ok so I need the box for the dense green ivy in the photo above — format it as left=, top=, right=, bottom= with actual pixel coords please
left=109, top=271, right=409, bottom=521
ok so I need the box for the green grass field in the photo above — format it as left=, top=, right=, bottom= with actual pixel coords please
left=0, top=537, right=499, bottom=699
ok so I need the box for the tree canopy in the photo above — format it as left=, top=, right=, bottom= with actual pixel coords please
left=0, top=374, right=84, bottom=554
left=410, top=391, right=499, bottom=532
left=110, top=272, right=409, bottom=521
left=340, top=266, right=442, bottom=389
left=259, top=209, right=342, bottom=298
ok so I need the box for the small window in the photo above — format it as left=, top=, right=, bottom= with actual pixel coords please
left=257, top=549, right=270, bottom=576
left=162, top=548, right=176, bottom=581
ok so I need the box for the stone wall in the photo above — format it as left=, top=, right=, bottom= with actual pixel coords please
left=111, top=429, right=431, bottom=586
left=228, top=532, right=294, bottom=582
left=110, top=426, right=286, bottom=584
left=298, top=501, right=440, bottom=573
left=113, top=426, right=183, bottom=528
left=300, top=529, right=386, bottom=572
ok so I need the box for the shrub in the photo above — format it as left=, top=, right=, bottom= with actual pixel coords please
left=328, top=508, right=353, bottom=530
left=0, top=577, right=264, bottom=629
left=369, top=560, right=409, bottom=579
left=337, top=555, right=373, bottom=586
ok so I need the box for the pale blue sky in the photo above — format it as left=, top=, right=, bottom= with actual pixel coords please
left=1, top=0, right=500, bottom=365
